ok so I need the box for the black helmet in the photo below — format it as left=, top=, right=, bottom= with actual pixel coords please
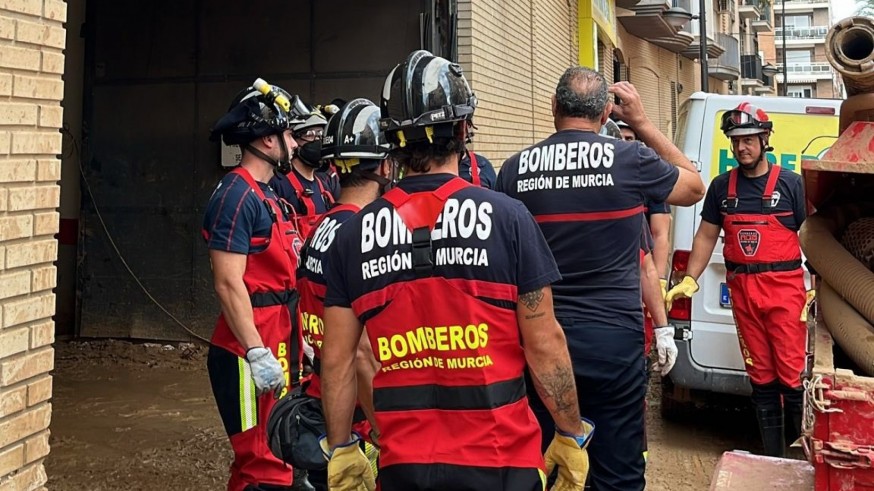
left=210, top=80, right=298, bottom=145
left=322, top=98, right=390, bottom=173
left=379, top=50, right=477, bottom=147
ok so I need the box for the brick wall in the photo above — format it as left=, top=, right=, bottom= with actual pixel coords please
left=619, top=27, right=700, bottom=139
left=0, top=0, right=65, bottom=489
left=458, top=0, right=577, bottom=165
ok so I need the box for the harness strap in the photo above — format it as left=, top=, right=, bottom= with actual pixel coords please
left=287, top=171, right=335, bottom=214
left=725, top=165, right=783, bottom=214
left=469, top=151, right=481, bottom=187
left=382, top=177, right=472, bottom=278
left=232, top=167, right=281, bottom=223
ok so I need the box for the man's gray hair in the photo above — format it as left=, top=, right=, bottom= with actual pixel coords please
left=555, top=67, right=609, bottom=121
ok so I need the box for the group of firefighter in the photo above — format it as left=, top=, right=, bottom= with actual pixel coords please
left=201, top=49, right=814, bottom=491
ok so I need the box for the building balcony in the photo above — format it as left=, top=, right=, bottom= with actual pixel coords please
left=775, top=62, right=833, bottom=82
left=619, top=0, right=695, bottom=53
left=781, top=0, right=830, bottom=12
left=738, top=0, right=763, bottom=21
left=774, top=26, right=829, bottom=42
left=717, top=0, right=735, bottom=15
left=752, top=6, right=773, bottom=33
left=617, top=0, right=643, bottom=9
left=619, top=0, right=684, bottom=42
left=708, top=33, right=741, bottom=81
left=754, top=73, right=776, bottom=94
left=740, top=54, right=764, bottom=87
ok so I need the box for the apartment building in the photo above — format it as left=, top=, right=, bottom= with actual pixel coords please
left=770, top=0, right=841, bottom=98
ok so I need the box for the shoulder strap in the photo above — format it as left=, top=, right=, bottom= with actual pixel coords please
left=315, top=175, right=336, bottom=207
left=725, top=168, right=739, bottom=211
left=232, top=167, right=282, bottom=222
left=762, top=165, right=781, bottom=211
left=468, top=151, right=481, bottom=187
left=286, top=171, right=317, bottom=214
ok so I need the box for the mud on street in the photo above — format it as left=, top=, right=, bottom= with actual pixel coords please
left=45, top=340, right=759, bottom=491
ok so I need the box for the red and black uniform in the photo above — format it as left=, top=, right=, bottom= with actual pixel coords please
left=270, top=168, right=338, bottom=239
left=702, top=165, right=808, bottom=389
left=203, top=167, right=304, bottom=491
left=324, top=174, right=560, bottom=491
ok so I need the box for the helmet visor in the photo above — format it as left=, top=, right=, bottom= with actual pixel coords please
left=721, top=110, right=771, bottom=135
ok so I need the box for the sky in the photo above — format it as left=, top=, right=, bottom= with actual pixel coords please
left=831, top=0, right=858, bottom=21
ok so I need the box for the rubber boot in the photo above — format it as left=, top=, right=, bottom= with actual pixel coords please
left=782, top=387, right=804, bottom=446
left=756, top=408, right=785, bottom=458
left=291, top=469, right=316, bottom=491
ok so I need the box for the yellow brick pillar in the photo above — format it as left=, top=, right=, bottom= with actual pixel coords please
left=578, top=0, right=618, bottom=74
left=0, top=0, right=66, bottom=488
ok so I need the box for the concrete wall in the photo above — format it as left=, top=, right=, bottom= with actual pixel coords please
left=457, top=0, right=578, bottom=164
left=0, top=0, right=66, bottom=487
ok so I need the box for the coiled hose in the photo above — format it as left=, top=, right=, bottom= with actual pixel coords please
left=800, top=213, right=874, bottom=375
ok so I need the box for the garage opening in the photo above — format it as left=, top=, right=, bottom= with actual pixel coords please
left=62, top=0, right=456, bottom=341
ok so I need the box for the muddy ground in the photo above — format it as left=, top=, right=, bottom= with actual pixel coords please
left=45, top=340, right=760, bottom=490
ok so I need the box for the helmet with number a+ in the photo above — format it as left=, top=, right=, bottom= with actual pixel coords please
left=321, top=98, right=390, bottom=174
left=379, top=50, right=477, bottom=147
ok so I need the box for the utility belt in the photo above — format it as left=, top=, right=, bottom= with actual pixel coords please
left=725, top=259, right=802, bottom=275
left=250, top=288, right=302, bottom=385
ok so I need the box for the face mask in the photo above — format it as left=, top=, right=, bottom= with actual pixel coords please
left=297, top=140, right=322, bottom=169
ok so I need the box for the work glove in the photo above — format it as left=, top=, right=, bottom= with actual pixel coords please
left=245, top=347, right=285, bottom=398
left=659, top=278, right=668, bottom=300
left=800, top=289, right=816, bottom=322
left=653, top=326, right=678, bottom=376
left=319, top=434, right=376, bottom=491
left=544, top=420, right=595, bottom=491
left=665, top=276, right=699, bottom=311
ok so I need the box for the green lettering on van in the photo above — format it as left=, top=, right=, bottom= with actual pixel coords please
left=780, top=154, right=797, bottom=171
left=718, top=149, right=737, bottom=174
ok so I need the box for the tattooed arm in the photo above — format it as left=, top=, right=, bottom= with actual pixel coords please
left=517, top=286, right=584, bottom=436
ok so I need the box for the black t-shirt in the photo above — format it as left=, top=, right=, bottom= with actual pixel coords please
left=324, top=174, right=561, bottom=312
left=701, top=166, right=806, bottom=230
left=495, top=129, right=679, bottom=331
left=645, top=198, right=669, bottom=222
left=269, top=168, right=339, bottom=216
left=298, top=207, right=358, bottom=290
left=202, top=172, right=278, bottom=254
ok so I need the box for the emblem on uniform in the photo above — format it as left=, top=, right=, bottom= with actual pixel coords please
left=292, top=236, right=304, bottom=261
left=769, top=191, right=781, bottom=207
left=737, top=229, right=760, bottom=256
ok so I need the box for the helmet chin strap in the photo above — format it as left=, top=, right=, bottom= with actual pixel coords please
left=362, top=171, right=395, bottom=195
left=243, top=135, right=293, bottom=175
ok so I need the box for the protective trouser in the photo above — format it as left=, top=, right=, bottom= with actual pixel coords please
left=208, top=345, right=295, bottom=491
left=529, top=323, right=646, bottom=491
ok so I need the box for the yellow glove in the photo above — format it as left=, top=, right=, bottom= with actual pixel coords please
left=665, top=276, right=699, bottom=311
left=659, top=278, right=668, bottom=300
left=320, top=435, right=376, bottom=491
left=800, top=289, right=816, bottom=322
left=544, top=420, right=595, bottom=491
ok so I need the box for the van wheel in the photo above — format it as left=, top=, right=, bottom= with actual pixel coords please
left=660, top=377, right=696, bottom=421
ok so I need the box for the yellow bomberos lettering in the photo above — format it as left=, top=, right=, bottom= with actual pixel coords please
left=375, top=323, right=491, bottom=362
left=277, top=342, right=287, bottom=358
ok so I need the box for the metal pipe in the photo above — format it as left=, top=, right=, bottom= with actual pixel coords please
left=700, top=0, right=709, bottom=92
left=781, top=0, right=787, bottom=95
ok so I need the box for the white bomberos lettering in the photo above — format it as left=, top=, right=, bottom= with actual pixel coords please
left=361, top=199, right=494, bottom=253
left=518, top=141, right=615, bottom=174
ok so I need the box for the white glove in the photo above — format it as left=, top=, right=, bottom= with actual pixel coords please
left=245, top=347, right=285, bottom=398
left=652, top=326, right=678, bottom=376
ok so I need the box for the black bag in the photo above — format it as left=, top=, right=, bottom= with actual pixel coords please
left=267, top=385, right=327, bottom=471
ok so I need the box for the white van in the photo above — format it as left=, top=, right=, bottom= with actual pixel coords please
left=664, top=92, right=841, bottom=414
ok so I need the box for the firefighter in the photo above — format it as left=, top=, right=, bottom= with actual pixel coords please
left=203, top=80, right=305, bottom=491
left=459, top=119, right=497, bottom=188
left=319, top=50, right=592, bottom=491
left=269, top=105, right=339, bottom=238
left=618, top=119, right=674, bottom=353
left=665, top=103, right=809, bottom=458
left=291, top=98, right=394, bottom=491
left=495, top=72, right=705, bottom=490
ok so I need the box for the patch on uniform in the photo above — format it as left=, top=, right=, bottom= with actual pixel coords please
left=292, top=236, right=304, bottom=261
left=737, top=229, right=760, bottom=256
